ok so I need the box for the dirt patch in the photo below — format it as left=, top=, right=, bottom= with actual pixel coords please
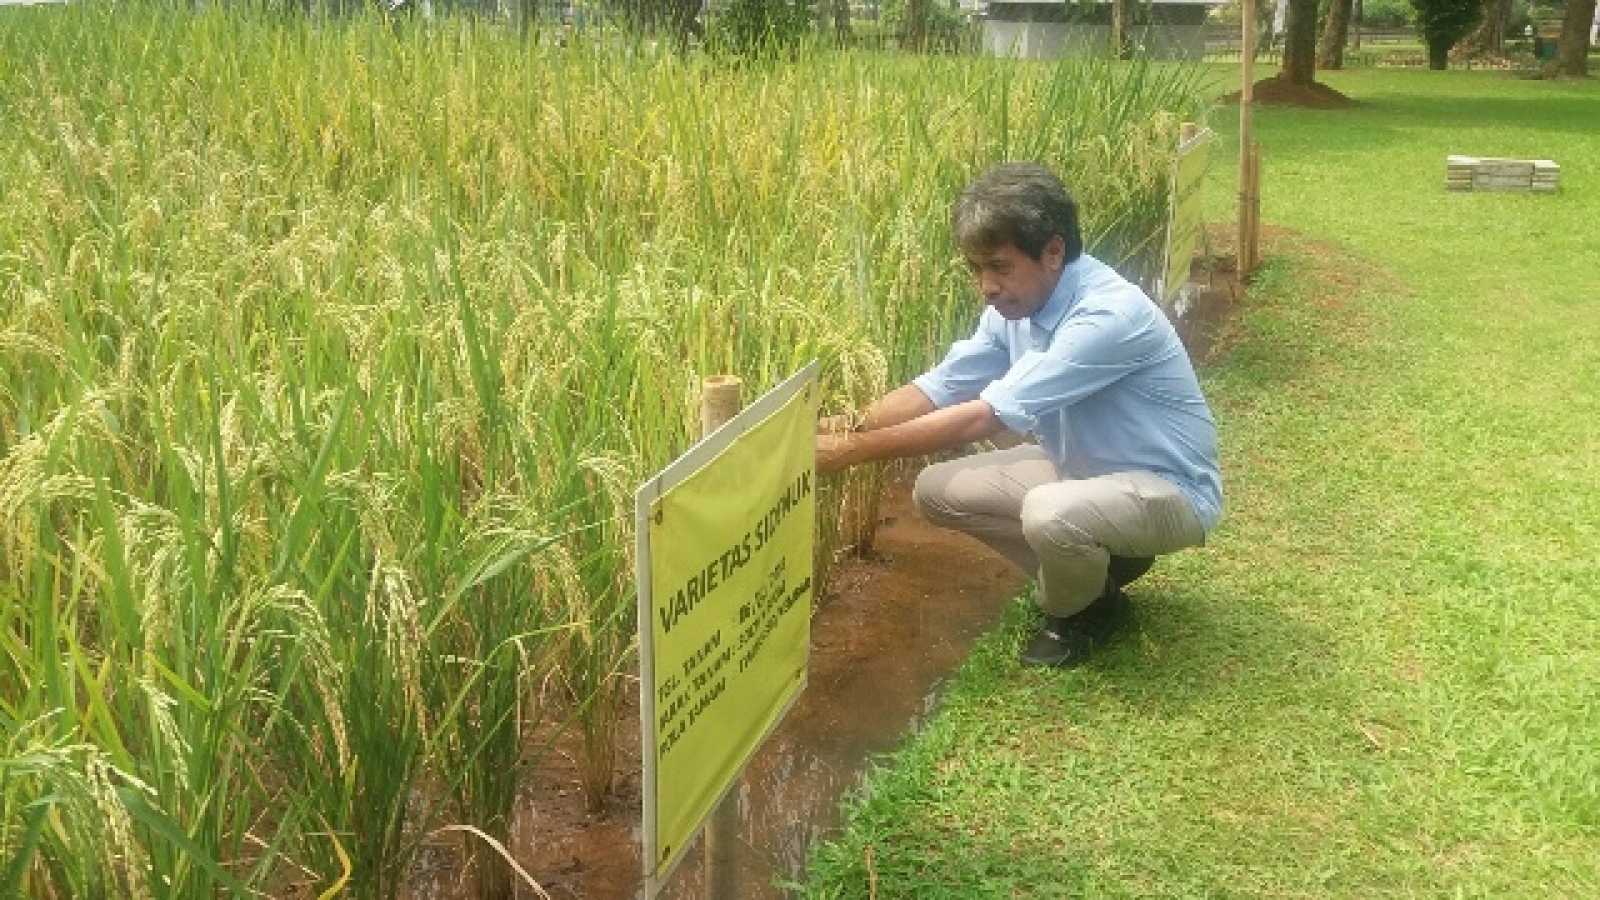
left=1175, top=248, right=1247, bottom=367
left=1220, top=75, right=1359, bottom=109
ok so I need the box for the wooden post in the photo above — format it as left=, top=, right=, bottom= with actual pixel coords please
left=699, top=374, right=742, bottom=900
left=701, top=376, right=743, bottom=441
left=1237, top=141, right=1261, bottom=277
left=1235, top=140, right=1248, bottom=272
left=1249, top=141, right=1263, bottom=274
left=1174, top=120, right=1200, bottom=300
left=1235, top=143, right=1248, bottom=275
left=701, top=790, right=739, bottom=899
left=1182, top=120, right=1198, bottom=285
left=1239, top=0, right=1256, bottom=279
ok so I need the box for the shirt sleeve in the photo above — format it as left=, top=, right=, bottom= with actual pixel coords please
left=911, top=313, right=1011, bottom=409
left=979, top=301, right=1170, bottom=434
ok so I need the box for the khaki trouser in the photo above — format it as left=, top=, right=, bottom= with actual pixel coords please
left=912, top=444, right=1206, bottom=618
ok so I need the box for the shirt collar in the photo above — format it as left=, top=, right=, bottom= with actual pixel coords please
left=1029, top=255, right=1084, bottom=337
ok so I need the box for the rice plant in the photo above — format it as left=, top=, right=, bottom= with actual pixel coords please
left=0, top=1, right=1206, bottom=895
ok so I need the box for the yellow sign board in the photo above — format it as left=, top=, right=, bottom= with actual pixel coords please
left=635, top=362, right=817, bottom=894
left=1161, top=130, right=1214, bottom=310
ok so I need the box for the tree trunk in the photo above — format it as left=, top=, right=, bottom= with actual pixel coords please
left=1112, top=0, right=1138, bottom=59
left=816, top=0, right=850, bottom=41
left=1455, top=0, right=1509, bottom=58
left=1427, top=34, right=1452, bottom=68
left=903, top=0, right=930, bottom=50
left=832, top=0, right=853, bottom=42
left=1556, top=0, right=1597, bottom=75
left=1280, top=0, right=1320, bottom=83
left=1317, top=0, right=1354, bottom=68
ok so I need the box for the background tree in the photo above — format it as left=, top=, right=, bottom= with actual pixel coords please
left=1410, top=0, right=1482, bottom=67
left=1554, top=0, right=1597, bottom=74
left=1317, top=0, right=1356, bottom=68
left=903, top=0, right=930, bottom=50
left=710, top=0, right=817, bottom=54
left=817, top=0, right=853, bottom=42
left=611, top=0, right=704, bottom=45
left=1454, top=0, right=1511, bottom=57
left=1359, top=0, right=1419, bottom=28
left=1280, top=0, right=1321, bottom=83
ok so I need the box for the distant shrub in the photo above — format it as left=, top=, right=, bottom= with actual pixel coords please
left=709, top=0, right=816, bottom=56
left=1358, top=0, right=1416, bottom=29
left=878, top=0, right=973, bottom=51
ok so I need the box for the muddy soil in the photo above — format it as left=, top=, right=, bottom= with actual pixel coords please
left=406, top=259, right=1243, bottom=899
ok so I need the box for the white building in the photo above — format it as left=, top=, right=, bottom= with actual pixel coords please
left=981, top=0, right=1223, bottom=61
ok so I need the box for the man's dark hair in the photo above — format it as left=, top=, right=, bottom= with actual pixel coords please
left=951, top=162, right=1082, bottom=263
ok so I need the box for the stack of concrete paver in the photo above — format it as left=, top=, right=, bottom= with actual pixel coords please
left=1446, top=156, right=1561, bottom=193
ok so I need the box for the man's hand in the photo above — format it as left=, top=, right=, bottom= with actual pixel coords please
left=814, top=397, right=1007, bottom=478
left=815, top=431, right=856, bottom=478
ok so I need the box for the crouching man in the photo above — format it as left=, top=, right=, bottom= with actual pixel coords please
left=816, top=162, right=1222, bottom=667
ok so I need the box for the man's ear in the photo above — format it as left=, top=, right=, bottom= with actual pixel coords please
left=1043, top=235, right=1067, bottom=271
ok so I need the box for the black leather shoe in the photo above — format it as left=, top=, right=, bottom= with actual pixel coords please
left=1019, top=588, right=1133, bottom=668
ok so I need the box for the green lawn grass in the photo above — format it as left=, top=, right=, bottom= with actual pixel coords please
left=803, top=67, right=1600, bottom=898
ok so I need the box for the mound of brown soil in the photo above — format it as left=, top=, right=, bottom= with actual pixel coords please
left=1221, top=75, right=1358, bottom=109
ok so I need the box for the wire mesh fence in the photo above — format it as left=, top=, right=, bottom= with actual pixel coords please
left=1201, top=26, right=1551, bottom=72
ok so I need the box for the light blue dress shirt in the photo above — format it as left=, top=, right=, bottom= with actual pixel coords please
left=912, top=254, right=1224, bottom=531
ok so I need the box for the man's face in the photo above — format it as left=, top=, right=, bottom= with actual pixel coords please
left=961, top=236, right=1066, bottom=321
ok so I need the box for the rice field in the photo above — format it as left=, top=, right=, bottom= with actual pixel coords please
left=0, top=3, right=1208, bottom=896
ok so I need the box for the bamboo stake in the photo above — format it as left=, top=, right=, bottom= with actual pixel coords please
left=1245, top=144, right=1256, bottom=275
left=1248, top=141, right=1263, bottom=274
left=1239, top=0, right=1256, bottom=278
left=1240, top=143, right=1253, bottom=276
